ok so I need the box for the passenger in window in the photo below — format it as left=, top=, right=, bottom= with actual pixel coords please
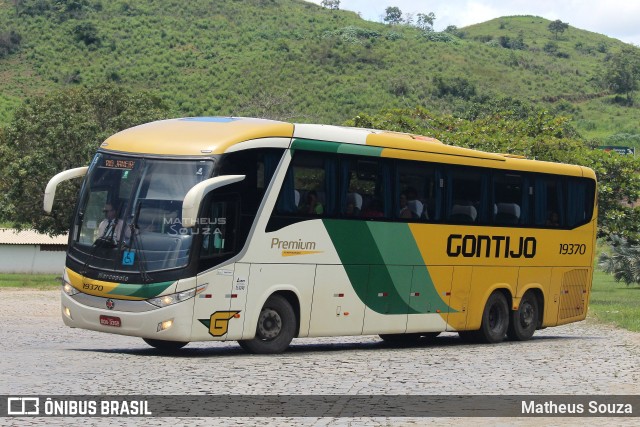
left=300, top=190, right=324, bottom=215
left=346, top=192, right=362, bottom=216
left=546, top=211, right=560, bottom=227
left=399, top=193, right=413, bottom=219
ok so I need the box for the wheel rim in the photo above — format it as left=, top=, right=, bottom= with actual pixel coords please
left=257, top=308, right=282, bottom=340
left=519, top=301, right=535, bottom=329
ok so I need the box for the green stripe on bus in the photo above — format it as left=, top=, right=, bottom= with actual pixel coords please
left=291, top=139, right=382, bottom=157
left=109, top=281, right=174, bottom=299
left=336, top=144, right=383, bottom=157
left=367, top=222, right=453, bottom=313
left=323, top=219, right=454, bottom=315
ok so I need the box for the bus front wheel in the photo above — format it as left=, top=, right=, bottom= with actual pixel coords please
left=143, top=338, right=188, bottom=351
left=238, top=294, right=296, bottom=354
left=507, top=291, right=539, bottom=341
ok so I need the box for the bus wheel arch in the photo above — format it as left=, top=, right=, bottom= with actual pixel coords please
left=238, top=292, right=299, bottom=354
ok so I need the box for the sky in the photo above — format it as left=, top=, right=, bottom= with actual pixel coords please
left=305, top=0, right=640, bottom=46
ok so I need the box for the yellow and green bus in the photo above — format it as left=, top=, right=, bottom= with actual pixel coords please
left=44, top=117, right=597, bottom=353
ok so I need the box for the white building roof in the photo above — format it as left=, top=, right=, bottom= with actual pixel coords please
left=0, top=228, right=68, bottom=245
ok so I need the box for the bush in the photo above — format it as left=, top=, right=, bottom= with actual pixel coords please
left=599, top=236, right=640, bottom=286
left=72, top=22, right=101, bottom=47
left=433, top=76, right=476, bottom=99
left=0, top=30, right=21, bottom=58
left=422, top=32, right=459, bottom=44
left=323, top=26, right=381, bottom=45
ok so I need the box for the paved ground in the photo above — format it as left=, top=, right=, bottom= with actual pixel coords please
left=1, top=289, right=638, bottom=426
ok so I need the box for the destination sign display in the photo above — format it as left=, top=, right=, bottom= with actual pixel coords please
left=102, top=159, right=137, bottom=169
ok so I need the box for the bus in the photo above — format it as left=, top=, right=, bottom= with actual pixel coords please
left=44, top=117, right=597, bottom=353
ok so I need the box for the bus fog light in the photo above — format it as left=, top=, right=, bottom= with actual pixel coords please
left=158, top=319, right=174, bottom=332
left=63, top=306, right=72, bottom=319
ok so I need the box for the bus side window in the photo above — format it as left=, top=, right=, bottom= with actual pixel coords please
left=344, top=157, right=390, bottom=219
left=534, top=176, right=564, bottom=228
left=566, top=178, right=595, bottom=228
left=446, top=167, right=489, bottom=224
left=493, top=172, right=524, bottom=225
left=200, top=194, right=238, bottom=258
left=395, top=159, right=435, bottom=221
left=275, top=151, right=336, bottom=216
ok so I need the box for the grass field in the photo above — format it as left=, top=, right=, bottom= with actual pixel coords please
left=0, top=270, right=638, bottom=332
left=588, top=269, right=640, bottom=332
left=0, top=273, right=61, bottom=290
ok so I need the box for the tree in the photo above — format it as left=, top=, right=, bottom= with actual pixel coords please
left=548, top=19, right=569, bottom=40
left=320, top=0, right=340, bottom=10
left=0, top=84, right=169, bottom=235
left=416, top=12, right=435, bottom=32
left=72, top=22, right=100, bottom=47
left=604, top=46, right=640, bottom=105
left=383, top=6, right=403, bottom=25
left=599, top=235, right=640, bottom=286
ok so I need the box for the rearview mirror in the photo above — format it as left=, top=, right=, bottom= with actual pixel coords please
left=43, top=166, right=89, bottom=213
left=182, top=175, right=245, bottom=228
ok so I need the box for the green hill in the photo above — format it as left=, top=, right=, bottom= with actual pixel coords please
left=0, top=1, right=638, bottom=141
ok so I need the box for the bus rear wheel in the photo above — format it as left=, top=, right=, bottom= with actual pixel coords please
left=460, top=291, right=509, bottom=344
left=238, top=295, right=296, bottom=354
left=143, top=338, right=188, bottom=351
left=507, top=291, right=539, bottom=341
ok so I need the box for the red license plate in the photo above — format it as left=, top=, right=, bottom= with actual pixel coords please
left=100, top=315, right=121, bottom=327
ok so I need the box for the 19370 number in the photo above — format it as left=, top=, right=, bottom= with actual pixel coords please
left=559, top=243, right=586, bottom=255
left=83, top=283, right=104, bottom=291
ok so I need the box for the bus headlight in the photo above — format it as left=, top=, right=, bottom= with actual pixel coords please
left=63, top=282, right=80, bottom=296
left=147, top=285, right=207, bottom=308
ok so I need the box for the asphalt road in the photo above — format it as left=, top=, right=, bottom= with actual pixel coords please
left=1, top=289, right=638, bottom=426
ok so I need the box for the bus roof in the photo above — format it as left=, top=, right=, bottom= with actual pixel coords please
left=101, top=117, right=593, bottom=179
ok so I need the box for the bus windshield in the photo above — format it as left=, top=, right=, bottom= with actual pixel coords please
left=69, top=153, right=214, bottom=274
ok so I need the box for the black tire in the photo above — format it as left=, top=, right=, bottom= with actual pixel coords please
left=143, top=338, right=188, bottom=351
left=462, top=291, right=510, bottom=344
left=479, top=291, right=510, bottom=343
left=507, top=291, right=539, bottom=341
left=237, top=295, right=296, bottom=354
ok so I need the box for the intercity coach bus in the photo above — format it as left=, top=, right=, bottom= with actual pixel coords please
left=44, top=117, right=597, bottom=353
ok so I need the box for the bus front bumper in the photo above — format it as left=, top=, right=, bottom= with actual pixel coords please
left=61, top=291, right=194, bottom=342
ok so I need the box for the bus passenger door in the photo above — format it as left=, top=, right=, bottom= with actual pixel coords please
left=445, top=266, right=472, bottom=331
left=308, top=265, right=367, bottom=337
left=361, top=265, right=411, bottom=335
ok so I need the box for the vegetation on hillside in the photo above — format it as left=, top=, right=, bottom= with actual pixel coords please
left=0, top=1, right=638, bottom=142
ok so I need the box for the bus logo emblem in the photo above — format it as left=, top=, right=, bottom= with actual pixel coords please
left=106, top=299, right=115, bottom=310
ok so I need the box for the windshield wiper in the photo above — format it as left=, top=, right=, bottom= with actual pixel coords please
left=124, top=201, right=153, bottom=284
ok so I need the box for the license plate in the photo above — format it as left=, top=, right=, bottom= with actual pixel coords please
left=99, top=315, right=121, bottom=327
